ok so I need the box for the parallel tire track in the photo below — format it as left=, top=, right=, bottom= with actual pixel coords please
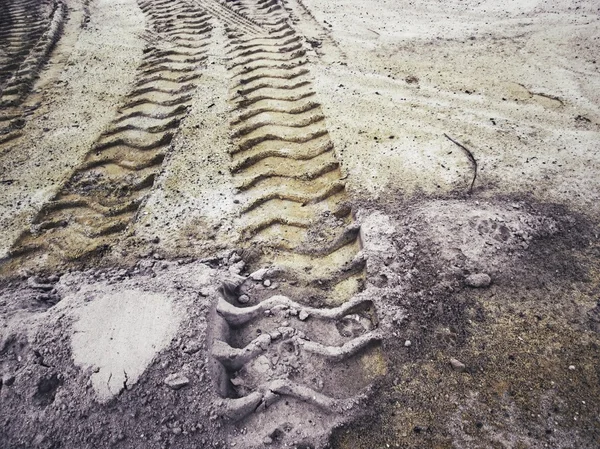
left=4, top=0, right=212, bottom=266
left=0, top=0, right=65, bottom=155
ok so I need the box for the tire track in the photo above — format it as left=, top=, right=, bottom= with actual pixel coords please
left=209, top=16, right=381, bottom=444
left=0, top=0, right=65, bottom=156
left=227, top=23, right=358, bottom=281
left=2, top=0, right=212, bottom=269
left=196, top=0, right=267, bottom=35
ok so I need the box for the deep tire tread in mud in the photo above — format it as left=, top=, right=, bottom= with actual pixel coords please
left=207, top=12, right=383, bottom=446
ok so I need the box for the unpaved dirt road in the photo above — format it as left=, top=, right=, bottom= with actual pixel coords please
left=1, top=0, right=599, bottom=448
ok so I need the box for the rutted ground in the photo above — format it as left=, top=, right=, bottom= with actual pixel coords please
left=1, top=0, right=599, bottom=448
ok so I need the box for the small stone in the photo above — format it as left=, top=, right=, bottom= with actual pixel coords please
left=183, top=341, right=201, bottom=354
left=249, top=268, right=268, bottom=281
left=465, top=273, right=491, bottom=288
left=164, top=373, right=189, bottom=390
left=3, top=375, right=15, bottom=386
left=172, top=427, right=182, bottom=435
left=262, top=436, right=273, bottom=445
left=263, top=279, right=271, bottom=287
left=450, top=358, right=466, bottom=372
left=298, top=310, right=309, bottom=321
left=238, top=294, right=250, bottom=304
left=404, top=340, right=412, bottom=347
left=569, top=365, right=576, bottom=371
left=281, top=321, right=290, bottom=327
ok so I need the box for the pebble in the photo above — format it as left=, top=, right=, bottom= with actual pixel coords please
left=450, top=358, right=466, bottom=372
left=263, top=279, right=271, bottom=287
left=183, top=341, right=201, bottom=354
left=238, top=294, right=250, bottom=304
left=568, top=365, right=576, bottom=371
left=164, top=373, right=190, bottom=390
left=404, top=340, right=412, bottom=347
left=465, top=273, right=492, bottom=288
left=298, top=310, right=310, bottom=321
left=250, top=268, right=268, bottom=281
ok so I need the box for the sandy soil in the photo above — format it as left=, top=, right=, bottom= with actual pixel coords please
left=0, top=0, right=599, bottom=448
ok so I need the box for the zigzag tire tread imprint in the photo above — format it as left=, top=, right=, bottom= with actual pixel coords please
left=207, top=2, right=384, bottom=444
left=0, top=0, right=66, bottom=154
left=3, top=0, right=212, bottom=270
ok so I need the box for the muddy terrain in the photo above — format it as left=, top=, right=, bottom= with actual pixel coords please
left=1, top=0, right=599, bottom=448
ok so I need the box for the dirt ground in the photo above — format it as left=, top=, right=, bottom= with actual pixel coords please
left=1, top=0, right=599, bottom=448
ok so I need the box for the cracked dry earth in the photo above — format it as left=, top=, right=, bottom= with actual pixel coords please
left=1, top=0, right=600, bottom=449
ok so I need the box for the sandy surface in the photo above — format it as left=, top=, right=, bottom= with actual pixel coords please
left=0, top=0, right=599, bottom=448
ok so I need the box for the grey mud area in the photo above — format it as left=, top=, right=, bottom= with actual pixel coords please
left=1, top=0, right=600, bottom=449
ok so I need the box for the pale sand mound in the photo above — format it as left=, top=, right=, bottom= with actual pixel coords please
left=71, top=290, right=180, bottom=402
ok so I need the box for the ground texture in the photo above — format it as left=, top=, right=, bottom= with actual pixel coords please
left=1, top=0, right=599, bottom=448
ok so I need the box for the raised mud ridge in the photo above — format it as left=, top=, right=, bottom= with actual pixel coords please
left=2, top=0, right=212, bottom=269
left=209, top=10, right=382, bottom=447
left=0, top=0, right=66, bottom=153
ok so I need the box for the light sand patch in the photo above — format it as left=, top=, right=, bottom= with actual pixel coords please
left=71, top=290, right=180, bottom=402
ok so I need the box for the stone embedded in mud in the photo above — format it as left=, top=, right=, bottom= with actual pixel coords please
left=2, top=374, right=15, bottom=386
left=164, top=373, right=190, bottom=390
left=465, top=273, right=492, bottom=288
left=450, top=358, right=466, bottom=372
left=249, top=268, right=268, bottom=281
left=182, top=341, right=201, bottom=354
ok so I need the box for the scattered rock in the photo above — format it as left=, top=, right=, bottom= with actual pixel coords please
left=164, top=373, right=189, bottom=390
left=2, top=374, right=15, bottom=386
left=465, top=273, right=492, bottom=288
left=298, top=310, right=310, bottom=321
left=238, top=294, right=250, bottom=304
left=404, top=340, right=412, bottom=347
left=568, top=365, right=576, bottom=371
left=249, top=268, right=268, bottom=281
left=450, top=358, right=466, bottom=372
left=263, top=279, right=271, bottom=287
